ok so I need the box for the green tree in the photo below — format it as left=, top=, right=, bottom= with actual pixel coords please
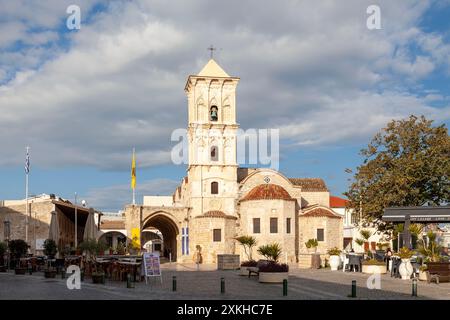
left=345, top=115, right=450, bottom=235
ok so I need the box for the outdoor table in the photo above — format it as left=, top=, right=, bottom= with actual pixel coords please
left=64, top=256, right=81, bottom=268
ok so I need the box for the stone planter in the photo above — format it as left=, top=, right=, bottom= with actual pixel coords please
left=217, top=255, right=240, bottom=270
left=362, top=264, right=387, bottom=274
left=311, top=254, right=321, bottom=269
left=15, top=268, right=26, bottom=275
left=399, top=259, right=413, bottom=280
left=239, top=267, right=249, bottom=276
left=418, top=270, right=428, bottom=281
left=258, top=272, right=288, bottom=283
left=329, top=255, right=340, bottom=271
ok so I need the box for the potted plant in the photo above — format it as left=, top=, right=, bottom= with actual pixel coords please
left=79, top=239, right=108, bottom=284
left=235, top=235, right=257, bottom=275
left=305, top=239, right=320, bottom=268
left=257, top=243, right=289, bottom=283
left=361, top=259, right=387, bottom=274
left=8, top=239, right=29, bottom=275
left=0, top=242, right=7, bottom=272
left=43, top=239, right=58, bottom=278
left=327, top=247, right=342, bottom=271
left=418, top=265, right=428, bottom=281
left=305, top=239, right=318, bottom=253
left=117, top=242, right=126, bottom=255
left=359, top=229, right=373, bottom=257
left=398, top=246, right=414, bottom=280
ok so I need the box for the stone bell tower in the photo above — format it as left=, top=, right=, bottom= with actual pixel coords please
left=184, top=59, right=240, bottom=218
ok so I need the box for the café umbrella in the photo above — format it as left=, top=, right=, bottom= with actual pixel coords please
left=83, top=208, right=97, bottom=241
left=48, top=211, right=60, bottom=244
left=48, top=211, right=60, bottom=259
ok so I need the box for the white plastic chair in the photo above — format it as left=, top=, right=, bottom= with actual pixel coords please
left=341, top=253, right=349, bottom=272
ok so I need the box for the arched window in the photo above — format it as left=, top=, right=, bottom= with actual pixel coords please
left=211, top=181, right=219, bottom=194
left=210, top=146, right=218, bottom=161
left=210, top=105, right=218, bottom=121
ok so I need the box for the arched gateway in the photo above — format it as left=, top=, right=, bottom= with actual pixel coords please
left=124, top=205, right=189, bottom=263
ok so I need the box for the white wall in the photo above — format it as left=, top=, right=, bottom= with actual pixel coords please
left=143, top=196, right=173, bottom=207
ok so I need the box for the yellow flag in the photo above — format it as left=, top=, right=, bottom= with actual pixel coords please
left=131, top=148, right=136, bottom=189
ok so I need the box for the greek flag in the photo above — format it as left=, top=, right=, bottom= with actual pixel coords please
left=182, top=227, right=189, bottom=255
left=25, top=149, right=30, bottom=174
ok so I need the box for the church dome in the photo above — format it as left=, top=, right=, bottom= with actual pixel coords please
left=241, top=184, right=294, bottom=202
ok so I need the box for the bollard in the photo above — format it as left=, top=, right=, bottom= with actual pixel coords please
left=351, top=280, right=357, bottom=298
left=220, top=277, right=225, bottom=294
left=28, top=263, right=32, bottom=275
left=172, top=276, right=177, bottom=292
left=412, top=278, right=417, bottom=297
left=61, top=268, right=66, bottom=279
left=80, top=270, right=84, bottom=282
left=283, top=279, right=288, bottom=296
left=127, top=274, right=134, bottom=288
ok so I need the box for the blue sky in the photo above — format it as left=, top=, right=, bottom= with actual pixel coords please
left=1, top=0, right=449, bottom=211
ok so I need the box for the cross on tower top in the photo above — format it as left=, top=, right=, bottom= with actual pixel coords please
left=207, top=45, right=217, bottom=59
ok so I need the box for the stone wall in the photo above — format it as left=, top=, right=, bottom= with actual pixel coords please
left=298, top=215, right=343, bottom=254
left=300, top=191, right=330, bottom=208
left=239, top=199, right=297, bottom=264
left=190, top=216, right=237, bottom=264
left=0, top=201, right=55, bottom=253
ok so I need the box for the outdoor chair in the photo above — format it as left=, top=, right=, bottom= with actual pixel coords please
left=391, top=258, right=401, bottom=278
left=342, top=254, right=350, bottom=272
left=348, top=255, right=362, bottom=272
left=375, top=250, right=385, bottom=262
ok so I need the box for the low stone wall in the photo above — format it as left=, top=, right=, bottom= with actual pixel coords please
left=217, top=254, right=240, bottom=270
left=298, top=253, right=328, bottom=269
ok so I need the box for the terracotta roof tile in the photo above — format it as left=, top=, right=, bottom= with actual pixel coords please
left=198, top=211, right=237, bottom=220
left=330, top=196, right=348, bottom=208
left=241, top=184, right=294, bottom=201
left=100, top=220, right=125, bottom=229
left=300, top=207, right=341, bottom=219
left=289, top=178, right=328, bottom=191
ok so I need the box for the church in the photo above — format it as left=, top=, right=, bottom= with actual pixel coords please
left=124, top=59, right=343, bottom=265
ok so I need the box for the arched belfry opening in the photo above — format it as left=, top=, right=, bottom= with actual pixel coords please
left=142, top=213, right=179, bottom=262
left=210, top=105, right=218, bottom=121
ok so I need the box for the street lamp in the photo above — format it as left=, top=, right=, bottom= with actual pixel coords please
left=4, top=220, right=10, bottom=270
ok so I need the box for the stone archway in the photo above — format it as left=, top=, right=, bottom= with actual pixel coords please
left=98, top=231, right=126, bottom=249
left=142, top=213, right=179, bottom=261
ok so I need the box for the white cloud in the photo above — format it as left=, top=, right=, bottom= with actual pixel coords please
left=0, top=0, right=449, bottom=173
left=82, top=178, right=180, bottom=211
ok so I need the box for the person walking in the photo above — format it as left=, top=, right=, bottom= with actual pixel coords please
left=385, top=248, right=393, bottom=271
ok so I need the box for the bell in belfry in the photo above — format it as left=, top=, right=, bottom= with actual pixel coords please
left=210, top=106, right=218, bottom=121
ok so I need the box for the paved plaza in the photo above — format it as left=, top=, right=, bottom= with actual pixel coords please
left=1, top=263, right=449, bottom=300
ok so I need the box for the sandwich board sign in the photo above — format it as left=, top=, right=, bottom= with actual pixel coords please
left=143, top=252, right=162, bottom=284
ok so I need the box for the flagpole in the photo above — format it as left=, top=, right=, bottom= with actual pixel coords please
left=132, top=147, right=136, bottom=205
left=74, top=192, right=78, bottom=248
left=25, top=146, right=29, bottom=243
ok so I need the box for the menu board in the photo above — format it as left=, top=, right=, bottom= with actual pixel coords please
left=143, top=252, right=161, bottom=280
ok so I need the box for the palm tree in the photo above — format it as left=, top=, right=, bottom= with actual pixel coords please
left=417, top=231, right=442, bottom=263
left=235, top=236, right=257, bottom=261
left=257, top=243, right=282, bottom=262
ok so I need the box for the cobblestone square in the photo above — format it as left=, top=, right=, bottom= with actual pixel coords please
left=1, top=264, right=449, bottom=300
